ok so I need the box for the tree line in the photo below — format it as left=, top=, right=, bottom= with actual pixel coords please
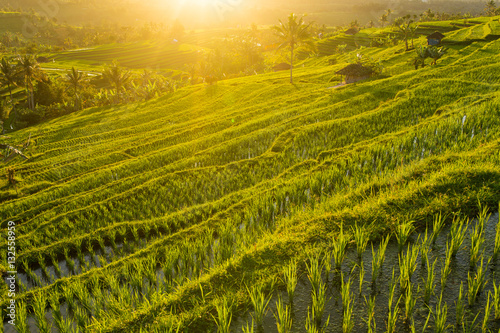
left=0, top=56, right=178, bottom=132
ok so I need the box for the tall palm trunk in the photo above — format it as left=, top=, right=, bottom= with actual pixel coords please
left=7, top=84, right=13, bottom=104
left=290, top=46, right=294, bottom=84
left=74, top=85, right=79, bottom=111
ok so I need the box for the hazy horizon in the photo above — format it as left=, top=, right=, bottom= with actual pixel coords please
left=1, top=0, right=489, bottom=29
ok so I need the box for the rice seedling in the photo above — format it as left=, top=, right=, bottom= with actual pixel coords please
left=482, top=292, right=492, bottom=332
left=51, top=255, right=63, bottom=278
left=371, top=235, right=390, bottom=285
left=363, top=295, right=376, bottom=333
left=247, top=284, right=271, bottom=326
left=419, top=230, right=431, bottom=267
left=399, top=243, right=418, bottom=292
left=386, top=281, right=401, bottom=333
left=395, top=219, right=414, bottom=253
left=322, top=251, right=332, bottom=277
left=341, top=273, right=353, bottom=312
left=430, top=212, right=446, bottom=245
left=14, top=300, right=29, bottom=333
left=98, top=254, right=107, bottom=267
left=307, top=255, right=324, bottom=294
left=432, top=295, right=450, bottom=333
left=404, top=284, right=417, bottom=322
left=144, top=257, right=157, bottom=287
left=358, top=263, right=365, bottom=294
left=213, top=297, right=232, bottom=333
left=493, top=216, right=500, bottom=261
left=462, top=313, right=481, bottom=333
left=274, top=296, right=292, bottom=333
left=342, top=295, right=354, bottom=333
left=469, top=218, right=485, bottom=269
left=283, top=260, right=298, bottom=303
left=455, top=282, right=465, bottom=328
left=477, top=204, right=491, bottom=228
left=332, top=225, right=350, bottom=270
left=493, top=281, right=500, bottom=320
left=49, top=292, right=62, bottom=327
left=74, top=306, right=88, bottom=330
left=440, top=247, right=452, bottom=293
left=352, top=222, right=369, bottom=260
left=448, top=215, right=468, bottom=257
left=33, top=292, right=51, bottom=333
left=468, top=259, right=487, bottom=307
left=242, top=319, right=254, bottom=333
left=311, top=280, right=329, bottom=327
left=423, top=257, right=437, bottom=304
left=304, top=311, right=318, bottom=333
left=62, top=283, right=77, bottom=313
left=65, top=251, right=76, bottom=275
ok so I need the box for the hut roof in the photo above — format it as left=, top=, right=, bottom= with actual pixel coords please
left=427, top=31, right=445, bottom=40
left=273, top=62, right=291, bottom=71
left=344, top=27, right=359, bottom=35
left=335, top=63, right=373, bottom=76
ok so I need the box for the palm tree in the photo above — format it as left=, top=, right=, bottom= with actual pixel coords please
left=65, top=67, right=87, bottom=111
left=427, top=46, right=447, bottom=65
left=394, top=15, right=415, bottom=51
left=485, top=0, right=497, bottom=16
left=273, top=13, right=314, bottom=84
left=102, top=61, right=131, bottom=102
left=17, top=54, right=43, bottom=110
left=184, top=63, right=198, bottom=85
left=379, top=13, right=388, bottom=27
left=0, top=57, right=19, bottom=105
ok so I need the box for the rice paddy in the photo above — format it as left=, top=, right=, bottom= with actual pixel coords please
left=2, top=14, right=500, bottom=333
left=232, top=212, right=500, bottom=332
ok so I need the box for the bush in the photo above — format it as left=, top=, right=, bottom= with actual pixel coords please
left=16, top=106, right=46, bottom=128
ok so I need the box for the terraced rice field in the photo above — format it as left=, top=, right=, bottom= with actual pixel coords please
left=2, top=16, right=500, bottom=333
left=47, top=41, right=203, bottom=71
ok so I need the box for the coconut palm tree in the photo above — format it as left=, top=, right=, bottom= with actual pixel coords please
left=17, top=54, right=43, bottom=110
left=0, top=57, right=19, bottom=105
left=102, top=61, right=131, bottom=102
left=394, top=15, right=415, bottom=51
left=485, top=0, right=497, bottom=16
left=273, top=13, right=314, bottom=84
left=65, top=67, right=87, bottom=111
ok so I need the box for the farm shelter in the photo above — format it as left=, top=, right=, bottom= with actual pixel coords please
left=427, top=31, right=445, bottom=45
left=335, top=63, right=373, bottom=84
left=273, top=62, right=291, bottom=72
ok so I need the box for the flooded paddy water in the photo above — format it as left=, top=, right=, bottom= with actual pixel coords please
left=233, top=212, right=500, bottom=332
left=4, top=212, right=500, bottom=332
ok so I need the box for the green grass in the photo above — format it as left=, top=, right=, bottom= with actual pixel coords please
left=2, top=15, right=500, bottom=333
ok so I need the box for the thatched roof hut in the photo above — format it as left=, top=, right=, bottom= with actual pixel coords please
left=427, top=31, right=445, bottom=45
left=335, top=63, right=373, bottom=84
left=344, top=27, right=359, bottom=35
left=273, top=63, right=291, bottom=72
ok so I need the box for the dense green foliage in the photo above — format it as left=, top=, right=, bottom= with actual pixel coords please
left=1, top=14, right=500, bottom=333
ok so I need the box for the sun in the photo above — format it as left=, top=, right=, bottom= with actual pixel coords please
left=181, top=0, right=217, bottom=8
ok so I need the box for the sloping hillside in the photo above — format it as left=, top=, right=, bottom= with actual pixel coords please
left=2, top=17, right=500, bottom=333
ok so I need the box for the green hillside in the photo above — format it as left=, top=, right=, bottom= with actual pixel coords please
left=2, top=16, right=500, bottom=333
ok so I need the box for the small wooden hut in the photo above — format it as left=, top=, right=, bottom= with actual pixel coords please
left=273, top=63, right=291, bottom=72
left=335, top=64, right=373, bottom=84
left=427, top=32, right=445, bottom=46
left=344, top=27, right=359, bottom=35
